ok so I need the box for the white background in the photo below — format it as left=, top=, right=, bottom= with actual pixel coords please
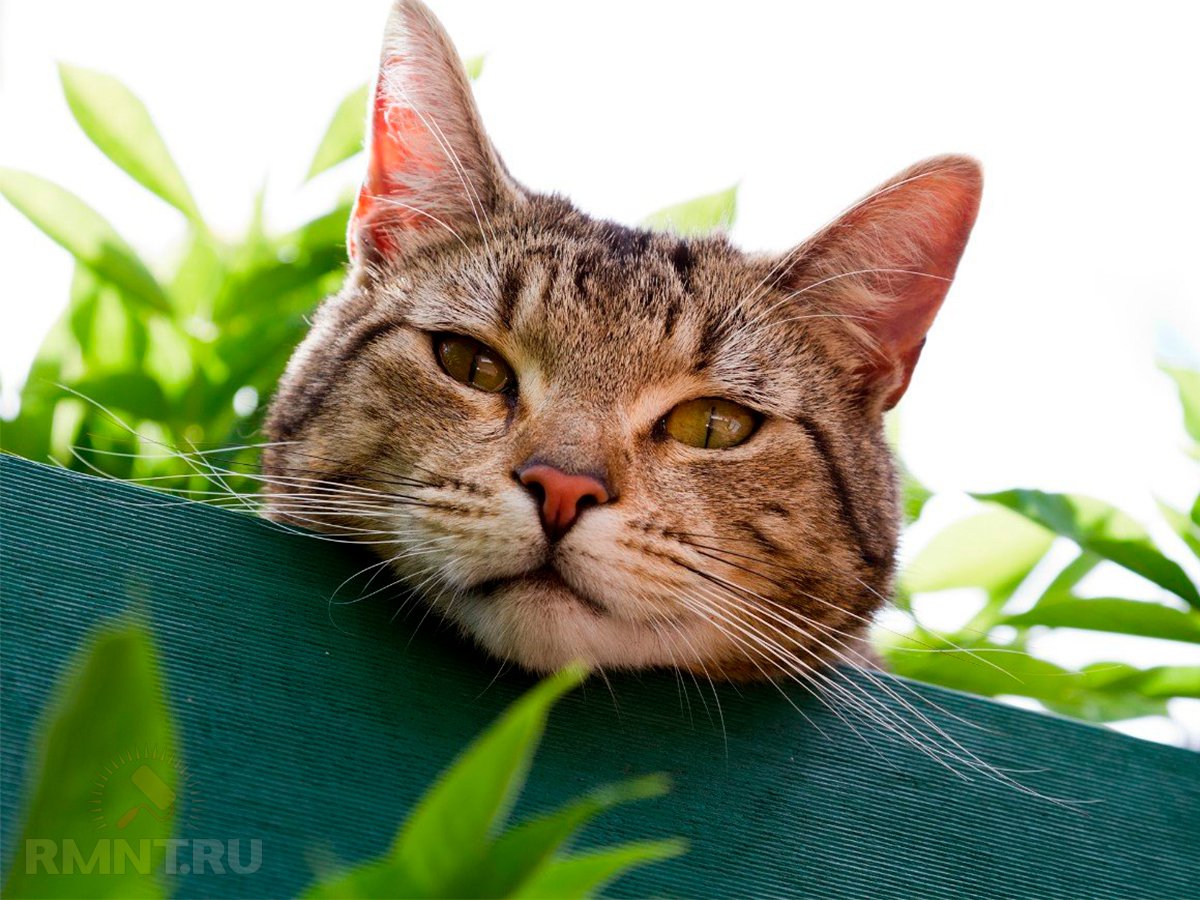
left=2, top=1, right=1198, bottom=743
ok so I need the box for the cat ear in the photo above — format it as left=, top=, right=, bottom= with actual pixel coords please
left=781, top=155, right=982, bottom=409
left=349, top=0, right=520, bottom=264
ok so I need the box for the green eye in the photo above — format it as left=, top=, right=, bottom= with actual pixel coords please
left=665, top=398, right=758, bottom=449
left=435, top=333, right=514, bottom=393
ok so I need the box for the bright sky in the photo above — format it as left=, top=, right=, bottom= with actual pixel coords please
left=2, top=1, right=1198, bottom=743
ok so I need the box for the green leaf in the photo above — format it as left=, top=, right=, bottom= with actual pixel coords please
left=4, top=624, right=175, bottom=899
left=1160, top=362, right=1200, bottom=446
left=900, top=465, right=933, bottom=525
left=879, top=638, right=1176, bottom=722
left=306, top=84, right=370, bottom=181
left=1158, top=498, right=1200, bottom=560
left=973, top=489, right=1200, bottom=608
left=59, top=64, right=201, bottom=221
left=1084, top=663, right=1200, bottom=699
left=390, top=666, right=587, bottom=893
left=0, top=168, right=169, bottom=313
left=310, top=666, right=589, bottom=899
left=641, top=185, right=738, bottom=236
left=463, top=55, right=486, bottom=81
left=880, top=635, right=1068, bottom=701
left=1003, top=597, right=1200, bottom=644
left=1136, top=665, right=1200, bottom=698
left=512, top=839, right=687, bottom=900
left=461, top=775, right=670, bottom=898
left=68, top=372, right=169, bottom=422
left=303, top=862, right=419, bottom=900
left=902, top=507, right=1054, bottom=598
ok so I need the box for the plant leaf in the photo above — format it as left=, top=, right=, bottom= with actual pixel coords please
left=0, top=168, right=169, bottom=313
left=641, top=185, right=738, bottom=236
left=306, top=84, right=370, bottom=181
left=68, top=372, right=169, bottom=422
left=312, top=667, right=589, bottom=898
left=461, top=775, right=671, bottom=898
left=1087, top=664, right=1200, bottom=699
left=973, top=489, right=1200, bottom=608
left=59, top=64, right=201, bottom=221
left=1160, top=362, right=1200, bottom=446
left=389, top=665, right=587, bottom=894
left=3, top=624, right=175, bottom=899
left=512, top=839, right=687, bottom=900
left=463, top=54, right=486, bottom=81
left=879, top=638, right=1178, bottom=722
left=1003, top=597, right=1200, bottom=644
left=1158, top=498, right=1200, bottom=560
left=901, top=507, right=1054, bottom=598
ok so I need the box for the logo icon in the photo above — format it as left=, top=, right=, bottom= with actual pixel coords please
left=90, top=747, right=195, bottom=833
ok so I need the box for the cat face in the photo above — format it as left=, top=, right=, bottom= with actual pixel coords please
left=264, top=0, right=982, bottom=679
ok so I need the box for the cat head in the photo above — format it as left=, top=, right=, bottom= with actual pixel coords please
left=264, top=0, right=981, bottom=678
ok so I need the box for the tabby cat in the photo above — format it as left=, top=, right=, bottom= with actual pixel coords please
left=264, top=0, right=982, bottom=680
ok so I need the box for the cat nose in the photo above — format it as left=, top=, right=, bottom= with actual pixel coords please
left=517, top=463, right=611, bottom=539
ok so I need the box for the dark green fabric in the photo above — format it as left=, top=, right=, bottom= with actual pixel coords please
left=2, top=454, right=1197, bottom=898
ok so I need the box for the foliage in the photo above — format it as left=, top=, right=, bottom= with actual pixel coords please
left=4, top=623, right=678, bottom=898
left=881, top=370, right=1200, bottom=724
left=640, top=184, right=737, bottom=236
left=2, top=64, right=1198, bottom=734
left=4, top=624, right=175, bottom=899
left=304, top=665, right=682, bottom=899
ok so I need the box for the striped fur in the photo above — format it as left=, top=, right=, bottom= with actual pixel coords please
left=264, top=1, right=981, bottom=679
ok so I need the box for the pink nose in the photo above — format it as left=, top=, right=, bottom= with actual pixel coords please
left=518, top=464, right=610, bottom=538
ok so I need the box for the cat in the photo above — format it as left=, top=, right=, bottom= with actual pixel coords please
left=264, top=0, right=982, bottom=681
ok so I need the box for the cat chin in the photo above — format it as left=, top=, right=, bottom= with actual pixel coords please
left=437, top=577, right=714, bottom=673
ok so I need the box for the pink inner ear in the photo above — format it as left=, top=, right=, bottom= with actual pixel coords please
left=847, top=164, right=982, bottom=409
left=350, top=59, right=444, bottom=260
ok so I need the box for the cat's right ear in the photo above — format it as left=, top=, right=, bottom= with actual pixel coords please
left=349, top=0, right=522, bottom=266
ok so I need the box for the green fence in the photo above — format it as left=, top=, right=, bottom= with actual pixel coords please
left=2, top=454, right=1197, bottom=898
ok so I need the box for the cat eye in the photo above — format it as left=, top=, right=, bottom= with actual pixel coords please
left=434, top=333, right=514, bottom=394
left=664, top=398, right=759, bottom=449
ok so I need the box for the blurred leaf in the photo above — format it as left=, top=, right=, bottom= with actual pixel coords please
left=1081, top=663, right=1200, bottom=699
left=293, top=202, right=353, bottom=255
left=1133, top=665, right=1200, bottom=698
left=974, top=489, right=1200, bottom=608
left=512, top=839, right=687, bottom=900
left=880, top=637, right=1176, bottom=722
left=900, top=465, right=932, bottom=525
left=461, top=775, right=671, bottom=898
left=169, top=232, right=225, bottom=318
left=1157, top=498, right=1200, bottom=560
left=1003, top=597, right=1200, bottom=644
left=69, top=372, right=169, bottom=422
left=1041, top=669, right=1170, bottom=723
left=59, top=64, right=201, bottom=221
left=881, top=635, right=1067, bottom=700
left=1160, top=362, right=1200, bottom=446
left=463, top=54, right=486, bottom=80
left=641, top=185, right=738, bottom=236
left=3, top=624, right=175, bottom=899
left=902, top=507, right=1054, bottom=598
left=306, top=84, right=370, bottom=181
left=0, top=168, right=169, bottom=313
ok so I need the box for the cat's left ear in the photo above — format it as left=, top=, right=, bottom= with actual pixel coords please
left=349, top=0, right=522, bottom=265
left=779, top=155, right=982, bottom=409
